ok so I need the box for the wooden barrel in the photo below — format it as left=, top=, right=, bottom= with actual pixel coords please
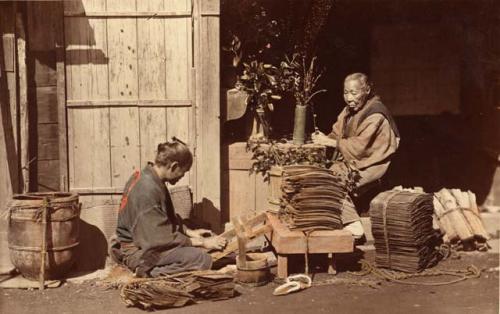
left=7, top=192, right=80, bottom=280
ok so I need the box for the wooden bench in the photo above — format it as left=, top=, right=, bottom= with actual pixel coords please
left=265, top=212, right=354, bottom=278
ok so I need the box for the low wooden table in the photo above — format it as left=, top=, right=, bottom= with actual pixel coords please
left=265, top=212, right=354, bottom=278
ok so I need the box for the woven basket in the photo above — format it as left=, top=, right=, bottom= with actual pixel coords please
left=169, top=185, right=192, bottom=219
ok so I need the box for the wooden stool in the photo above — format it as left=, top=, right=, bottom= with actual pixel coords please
left=265, top=212, right=354, bottom=279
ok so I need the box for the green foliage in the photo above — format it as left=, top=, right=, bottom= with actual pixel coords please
left=247, top=141, right=331, bottom=180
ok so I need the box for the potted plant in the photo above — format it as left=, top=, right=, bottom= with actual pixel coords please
left=279, top=53, right=326, bottom=145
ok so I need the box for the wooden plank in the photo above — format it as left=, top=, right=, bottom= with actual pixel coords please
left=228, top=170, right=256, bottom=220
left=106, top=0, right=137, bottom=13
left=68, top=108, right=111, bottom=190
left=64, top=11, right=192, bottom=17
left=27, top=1, right=58, bottom=51
left=33, top=51, right=57, bottom=86
left=166, top=107, right=191, bottom=186
left=255, top=173, right=269, bottom=213
left=55, top=1, right=68, bottom=191
left=107, top=18, right=138, bottom=99
left=136, top=0, right=167, bottom=168
left=165, top=17, right=190, bottom=99
left=66, top=99, right=192, bottom=107
left=139, top=108, right=166, bottom=165
left=110, top=107, right=140, bottom=189
left=64, top=17, right=109, bottom=101
left=70, top=187, right=122, bottom=194
left=0, top=0, right=17, bottom=273
left=137, top=0, right=166, bottom=100
left=37, top=123, right=59, bottom=161
left=36, top=86, right=58, bottom=124
left=106, top=0, right=140, bottom=189
left=64, top=0, right=106, bottom=15
left=17, top=11, right=29, bottom=192
left=199, top=12, right=221, bottom=228
left=37, top=160, right=60, bottom=192
left=2, top=35, right=15, bottom=72
left=201, top=0, right=220, bottom=14
left=266, top=213, right=353, bottom=254
left=7, top=72, right=18, bottom=147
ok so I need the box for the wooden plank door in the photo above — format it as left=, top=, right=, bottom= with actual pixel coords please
left=63, top=0, right=197, bottom=242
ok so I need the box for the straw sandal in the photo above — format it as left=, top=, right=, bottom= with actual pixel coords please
left=273, top=274, right=312, bottom=296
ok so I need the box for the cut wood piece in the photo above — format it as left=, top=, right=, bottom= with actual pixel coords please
left=211, top=212, right=269, bottom=262
left=433, top=196, right=458, bottom=241
left=232, top=217, right=248, bottom=269
left=467, top=191, right=480, bottom=215
left=451, top=189, right=470, bottom=208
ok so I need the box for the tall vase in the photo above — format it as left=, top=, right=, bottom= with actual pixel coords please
left=293, top=105, right=307, bottom=145
left=246, top=109, right=264, bottom=142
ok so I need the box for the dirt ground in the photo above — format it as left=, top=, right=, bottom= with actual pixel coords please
left=1, top=250, right=498, bottom=314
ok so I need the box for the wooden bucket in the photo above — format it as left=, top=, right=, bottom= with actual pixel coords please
left=236, top=253, right=270, bottom=286
left=7, top=192, right=80, bottom=280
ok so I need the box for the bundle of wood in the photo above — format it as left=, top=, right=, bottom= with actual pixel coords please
left=120, top=270, right=235, bottom=310
left=433, top=188, right=489, bottom=250
left=280, top=165, right=347, bottom=231
left=370, top=190, right=439, bottom=273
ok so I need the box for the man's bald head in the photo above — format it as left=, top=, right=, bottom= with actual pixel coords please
left=343, top=73, right=372, bottom=112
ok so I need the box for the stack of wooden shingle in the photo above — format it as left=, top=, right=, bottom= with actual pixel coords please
left=280, top=165, right=346, bottom=231
left=370, top=190, right=439, bottom=272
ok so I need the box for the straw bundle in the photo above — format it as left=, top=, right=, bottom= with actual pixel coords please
left=370, top=190, right=439, bottom=273
left=120, top=270, right=235, bottom=310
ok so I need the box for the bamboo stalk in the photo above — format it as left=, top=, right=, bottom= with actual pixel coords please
left=435, top=189, right=474, bottom=241
left=467, top=191, right=480, bottom=215
left=433, top=196, right=458, bottom=242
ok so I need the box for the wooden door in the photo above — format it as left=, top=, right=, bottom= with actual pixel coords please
left=62, top=0, right=221, bottom=246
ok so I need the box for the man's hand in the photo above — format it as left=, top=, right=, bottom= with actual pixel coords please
left=186, top=228, right=214, bottom=238
left=202, top=236, right=227, bottom=251
left=311, top=131, right=337, bottom=147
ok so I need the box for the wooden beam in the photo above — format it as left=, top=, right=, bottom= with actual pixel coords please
left=63, top=11, right=192, bottom=18
left=16, top=9, right=29, bottom=193
left=55, top=1, right=67, bottom=191
left=66, top=99, right=192, bottom=108
left=69, top=187, right=123, bottom=195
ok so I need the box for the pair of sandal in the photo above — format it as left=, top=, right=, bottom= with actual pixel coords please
left=273, top=274, right=312, bottom=296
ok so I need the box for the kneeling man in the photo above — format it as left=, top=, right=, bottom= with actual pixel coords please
left=111, top=139, right=226, bottom=277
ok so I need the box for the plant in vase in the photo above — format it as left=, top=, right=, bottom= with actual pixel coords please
left=279, top=53, right=327, bottom=145
left=236, top=60, right=282, bottom=142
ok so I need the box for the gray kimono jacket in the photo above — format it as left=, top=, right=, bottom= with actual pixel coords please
left=115, top=164, right=191, bottom=271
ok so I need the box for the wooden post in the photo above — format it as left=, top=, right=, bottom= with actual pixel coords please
left=232, top=217, right=247, bottom=269
left=16, top=8, right=29, bottom=193
left=55, top=1, right=68, bottom=191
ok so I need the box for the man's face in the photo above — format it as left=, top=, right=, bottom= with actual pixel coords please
left=164, top=163, right=189, bottom=185
left=343, top=79, right=370, bottom=112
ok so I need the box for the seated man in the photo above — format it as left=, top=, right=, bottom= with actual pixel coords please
left=312, top=73, right=400, bottom=239
left=110, top=139, right=226, bottom=277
